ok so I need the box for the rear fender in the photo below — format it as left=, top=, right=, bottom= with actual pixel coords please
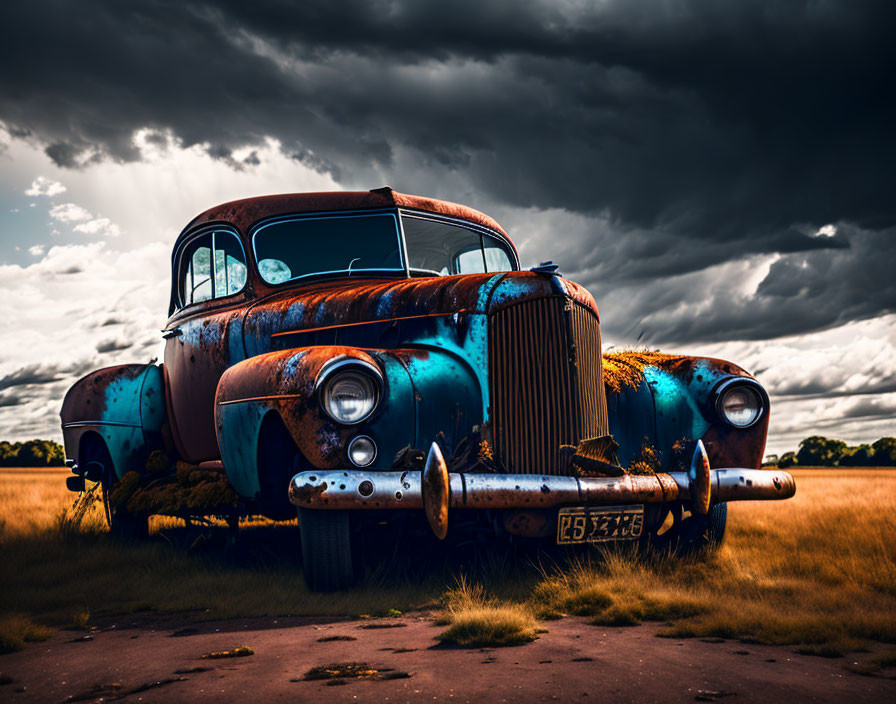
left=60, top=363, right=166, bottom=480
left=215, top=346, right=415, bottom=499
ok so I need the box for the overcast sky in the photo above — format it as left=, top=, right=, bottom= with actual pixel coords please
left=1, top=0, right=893, bottom=455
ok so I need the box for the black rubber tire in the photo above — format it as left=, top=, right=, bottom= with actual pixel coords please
left=102, top=476, right=149, bottom=539
left=676, top=502, right=727, bottom=555
left=298, top=508, right=354, bottom=591
left=82, top=436, right=148, bottom=539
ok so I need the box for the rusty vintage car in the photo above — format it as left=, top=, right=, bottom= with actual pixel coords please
left=61, top=188, right=795, bottom=590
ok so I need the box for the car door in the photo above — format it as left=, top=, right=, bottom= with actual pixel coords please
left=164, top=228, right=249, bottom=463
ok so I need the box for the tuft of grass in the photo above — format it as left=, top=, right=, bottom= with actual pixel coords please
left=304, top=662, right=381, bottom=681
left=201, top=646, right=253, bottom=659
left=0, top=614, right=53, bottom=653
left=530, top=552, right=706, bottom=627
left=70, top=608, right=90, bottom=630
left=436, top=576, right=539, bottom=647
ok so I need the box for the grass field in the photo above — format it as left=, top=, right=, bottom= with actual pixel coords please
left=1, top=467, right=895, bottom=656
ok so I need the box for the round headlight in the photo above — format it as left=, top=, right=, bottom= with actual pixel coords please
left=719, top=385, right=762, bottom=427
left=348, top=435, right=377, bottom=467
left=322, top=370, right=378, bottom=424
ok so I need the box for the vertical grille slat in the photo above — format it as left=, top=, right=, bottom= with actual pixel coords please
left=488, top=297, right=608, bottom=475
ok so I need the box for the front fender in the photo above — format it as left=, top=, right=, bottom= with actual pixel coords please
left=605, top=353, right=769, bottom=470
left=215, top=346, right=415, bottom=499
left=390, top=347, right=483, bottom=458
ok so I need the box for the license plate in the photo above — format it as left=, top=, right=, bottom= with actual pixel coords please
left=556, top=505, right=644, bottom=544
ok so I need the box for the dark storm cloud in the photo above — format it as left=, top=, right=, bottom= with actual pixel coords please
left=0, top=364, right=63, bottom=391
left=0, top=392, right=23, bottom=408
left=0, top=361, right=97, bottom=393
left=2, top=1, right=894, bottom=342
left=840, top=397, right=896, bottom=420
left=95, top=338, right=134, bottom=354
left=596, top=224, right=896, bottom=344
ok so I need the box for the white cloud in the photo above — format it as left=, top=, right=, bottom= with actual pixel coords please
left=73, top=217, right=121, bottom=237
left=693, top=314, right=896, bottom=455
left=0, top=129, right=337, bottom=441
left=49, top=202, right=92, bottom=223
left=0, top=240, right=169, bottom=440
left=27, top=245, right=45, bottom=256
left=813, top=223, right=837, bottom=238
left=25, top=175, right=66, bottom=197
left=47, top=202, right=122, bottom=238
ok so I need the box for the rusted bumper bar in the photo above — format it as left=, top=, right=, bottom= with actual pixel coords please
left=288, top=441, right=795, bottom=537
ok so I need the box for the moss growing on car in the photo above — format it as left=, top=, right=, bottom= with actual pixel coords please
left=111, top=462, right=238, bottom=517
left=602, top=351, right=685, bottom=393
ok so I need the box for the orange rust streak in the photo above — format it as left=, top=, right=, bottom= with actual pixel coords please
left=269, top=310, right=468, bottom=338
left=218, top=393, right=308, bottom=406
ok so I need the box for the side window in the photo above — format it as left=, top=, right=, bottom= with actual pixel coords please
left=454, top=237, right=514, bottom=274
left=482, top=241, right=513, bottom=272
left=214, top=232, right=248, bottom=296
left=456, top=247, right=486, bottom=274
left=178, top=230, right=247, bottom=308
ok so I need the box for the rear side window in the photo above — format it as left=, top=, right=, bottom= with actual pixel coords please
left=177, top=230, right=247, bottom=307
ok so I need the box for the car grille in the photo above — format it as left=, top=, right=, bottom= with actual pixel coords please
left=488, top=296, right=608, bottom=475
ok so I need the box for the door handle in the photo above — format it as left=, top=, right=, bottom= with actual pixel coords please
left=162, top=327, right=183, bottom=339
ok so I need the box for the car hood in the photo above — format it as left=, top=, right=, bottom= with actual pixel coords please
left=242, top=271, right=598, bottom=344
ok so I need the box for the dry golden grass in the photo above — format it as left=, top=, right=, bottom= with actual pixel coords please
left=2, top=467, right=895, bottom=654
left=0, top=614, right=53, bottom=654
left=0, top=468, right=445, bottom=652
left=528, top=469, right=896, bottom=655
left=436, top=577, right=539, bottom=646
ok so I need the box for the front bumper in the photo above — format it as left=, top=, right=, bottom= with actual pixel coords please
left=288, top=440, right=795, bottom=539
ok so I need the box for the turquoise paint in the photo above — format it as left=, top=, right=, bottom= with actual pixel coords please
left=606, top=380, right=657, bottom=468
left=86, top=365, right=167, bottom=479
left=403, top=313, right=489, bottom=419
left=218, top=402, right=268, bottom=497
left=609, top=360, right=746, bottom=469
left=475, top=274, right=506, bottom=311
left=228, top=314, right=245, bottom=363
left=644, top=367, right=711, bottom=462
left=398, top=347, right=481, bottom=454
left=367, top=354, right=417, bottom=464
left=102, top=372, right=144, bottom=425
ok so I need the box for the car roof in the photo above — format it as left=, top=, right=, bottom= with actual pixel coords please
left=177, top=187, right=510, bottom=244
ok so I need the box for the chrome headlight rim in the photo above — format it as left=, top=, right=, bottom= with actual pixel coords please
left=348, top=435, right=378, bottom=467
left=713, top=378, right=767, bottom=429
left=316, top=357, right=383, bottom=426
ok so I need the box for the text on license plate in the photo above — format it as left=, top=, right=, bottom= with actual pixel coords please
left=556, top=505, right=644, bottom=544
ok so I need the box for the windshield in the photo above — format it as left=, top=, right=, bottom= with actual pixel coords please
left=251, top=210, right=515, bottom=285
left=253, top=212, right=404, bottom=284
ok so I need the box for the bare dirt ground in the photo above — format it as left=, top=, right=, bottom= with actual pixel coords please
left=2, top=612, right=894, bottom=704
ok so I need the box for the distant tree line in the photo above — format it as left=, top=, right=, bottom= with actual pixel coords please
left=770, top=436, right=896, bottom=468
left=0, top=439, right=66, bottom=467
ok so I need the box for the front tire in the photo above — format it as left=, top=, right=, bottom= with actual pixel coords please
left=646, top=502, right=727, bottom=556
left=675, top=502, right=727, bottom=555
left=298, top=508, right=354, bottom=591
